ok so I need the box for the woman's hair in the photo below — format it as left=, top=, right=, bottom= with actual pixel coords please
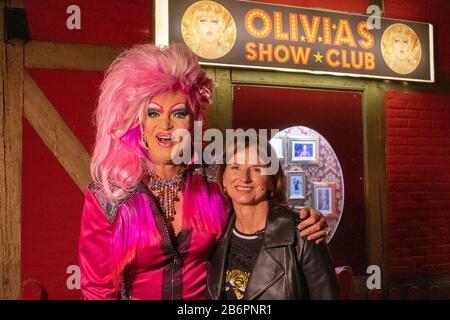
left=217, top=132, right=288, bottom=210
left=90, top=43, right=214, bottom=201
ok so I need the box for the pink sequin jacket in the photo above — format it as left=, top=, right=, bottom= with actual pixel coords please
left=79, top=166, right=227, bottom=300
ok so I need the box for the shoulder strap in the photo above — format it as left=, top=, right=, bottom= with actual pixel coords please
left=88, top=182, right=133, bottom=224
left=192, top=164, right=220, bottom=183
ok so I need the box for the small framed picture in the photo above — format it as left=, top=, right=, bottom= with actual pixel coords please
left=312, top=182, right=336, bottom=216
left=288, top=136, right=319, bottom=164
left=269, top=136, right=285, bottom=161
left=286, top=171, right=306, bottom=200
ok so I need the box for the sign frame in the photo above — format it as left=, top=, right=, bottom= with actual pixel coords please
left=155, top=0, right=435, bottom=83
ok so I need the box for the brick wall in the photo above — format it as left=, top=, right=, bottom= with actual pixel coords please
left=386, top=90, right=450, bottom=277
left=384, top=0, right=450, bottom=282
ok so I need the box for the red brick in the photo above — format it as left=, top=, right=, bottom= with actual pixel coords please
left=402, top=237, right=425, bottom=247
left=392, top=191, right=414, bottom=202
left=393, top=248, right=411, bottom=257
left=436, top=227, right=449, bottom=236
left=407, top=119, right=421, bottom=127
left=421, top=147, right=447, bottom=156
left=430, top=218, right=447, bottom=227
left=420, top=110, right=448, bottom=120
left=428, top=103, right=450, bottom=112
left=388, top=135, right=407, bottom=146
left=432, top=120, right=450, bottom=129
left=397, top=128, right=420, bottom=137
left=408, top=101, right=431, bottom=110
left=388, top=100, right=409, bottom=110
left=390, top=266, right=411, bottom=276
left=390, top=146, right=418, bottom=156
left=389, top=156, right=410, bottom=165
left=420, top=128, right=447, bottom=137
left=430, top=237, right=448, bottom=246
left=391, top=164, right=420, bottom=174
left=410, top=191, right=433, bottom=201
left=411, top=156, right=441, bottom=165
left=385, top=91, right=396, bottom=99
left=389, top=183, right=420, bottom=193
left=395, top=92, right=418, bottom=101
left=386, top=108, right=398, bottom=118
left=397, top=110, right=420, bottom=119
left=388, top=173, right=421, bottom=184
left=389, top=119, right=409, bottom=128
left=432, top=175, right=450, bottom=183
left=435, top=264, right=450, bottom=272
left=408, top=137, right=446, bottom=146
left=408, top=228, right=426, bottom=238
left=420, top=265, right=440, bottom=274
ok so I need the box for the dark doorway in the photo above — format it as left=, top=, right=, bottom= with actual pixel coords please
left=232, top=85, right=366, bottom=274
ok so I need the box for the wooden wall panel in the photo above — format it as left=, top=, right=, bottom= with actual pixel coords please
left=1, top=0, right=24, bottom=300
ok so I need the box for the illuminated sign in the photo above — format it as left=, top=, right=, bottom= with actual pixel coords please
left=155, top=0, right=434, bottom=82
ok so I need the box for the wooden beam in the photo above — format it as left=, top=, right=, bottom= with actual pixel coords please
left=232, top=69, right=367, bottom=91
left=25, top=41, right=124, bottom=72
left=202, top=67, right=233, bottom=135
left=1, top=0, right=23, bottom=300
left=363, top=81, right=389, bottom=290
left=24, top=73, right=91, bottom=192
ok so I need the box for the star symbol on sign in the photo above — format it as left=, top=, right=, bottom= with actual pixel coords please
left=318, top=36, right=323, bottom=43
left=314, top=51, right=323, bottom=63
left=300, top=35, right=306, bottom=42
left=332, top=24, right=337, bottom=30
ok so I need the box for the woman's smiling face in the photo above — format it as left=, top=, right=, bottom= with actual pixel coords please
left=143, top=92, right=192, bottom=165
left=223, top=146, right=274, bottom=207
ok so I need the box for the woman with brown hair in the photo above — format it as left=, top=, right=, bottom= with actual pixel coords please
left=207, top=134, right=338, bottom=300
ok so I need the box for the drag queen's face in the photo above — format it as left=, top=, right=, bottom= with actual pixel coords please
left=392, top=32, right=411, bottom=61
left=143, top=92, right=192, bottom=165
left=197, top=11, right=220, bottom=44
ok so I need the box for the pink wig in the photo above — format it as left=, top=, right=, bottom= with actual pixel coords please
left=89, top=43, right=226, bottom=288
left=91, top=43, right=214, bottom=199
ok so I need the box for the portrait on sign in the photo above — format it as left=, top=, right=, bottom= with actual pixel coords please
left=381, top=23, right=421, bottom=75
left=181, top=1, right=237, bottom=60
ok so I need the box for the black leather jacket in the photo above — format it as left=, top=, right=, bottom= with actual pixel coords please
left=206, top=206, right=339, bottom=300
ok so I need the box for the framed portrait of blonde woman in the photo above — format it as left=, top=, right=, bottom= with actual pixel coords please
left=312, top=182, right=336, bottom=217
left=181, top=0, right=237, bottom=60
left=381, top=23, right=422, bottom=75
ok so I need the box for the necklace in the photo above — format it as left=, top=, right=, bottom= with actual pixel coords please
left=146, top=167, right=187, bottom=221
left=232, top=227, right=265, bottom=240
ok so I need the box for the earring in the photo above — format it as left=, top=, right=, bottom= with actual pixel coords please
left=270, top=190, right=275, bottom=198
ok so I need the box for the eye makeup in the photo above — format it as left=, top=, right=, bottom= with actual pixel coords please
left=147, top=102, right=163, bottom=117
left=147, top=102, right=189, bottom=119
left=169, top=104, right=189, bottom=119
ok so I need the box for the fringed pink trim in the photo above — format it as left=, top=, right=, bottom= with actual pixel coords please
left=109, top=168, right=228, bottom=287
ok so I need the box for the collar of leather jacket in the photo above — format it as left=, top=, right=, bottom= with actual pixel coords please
left=221, top=205, right=298, bottom=249
left=207, top=205, right=300, bottom=300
